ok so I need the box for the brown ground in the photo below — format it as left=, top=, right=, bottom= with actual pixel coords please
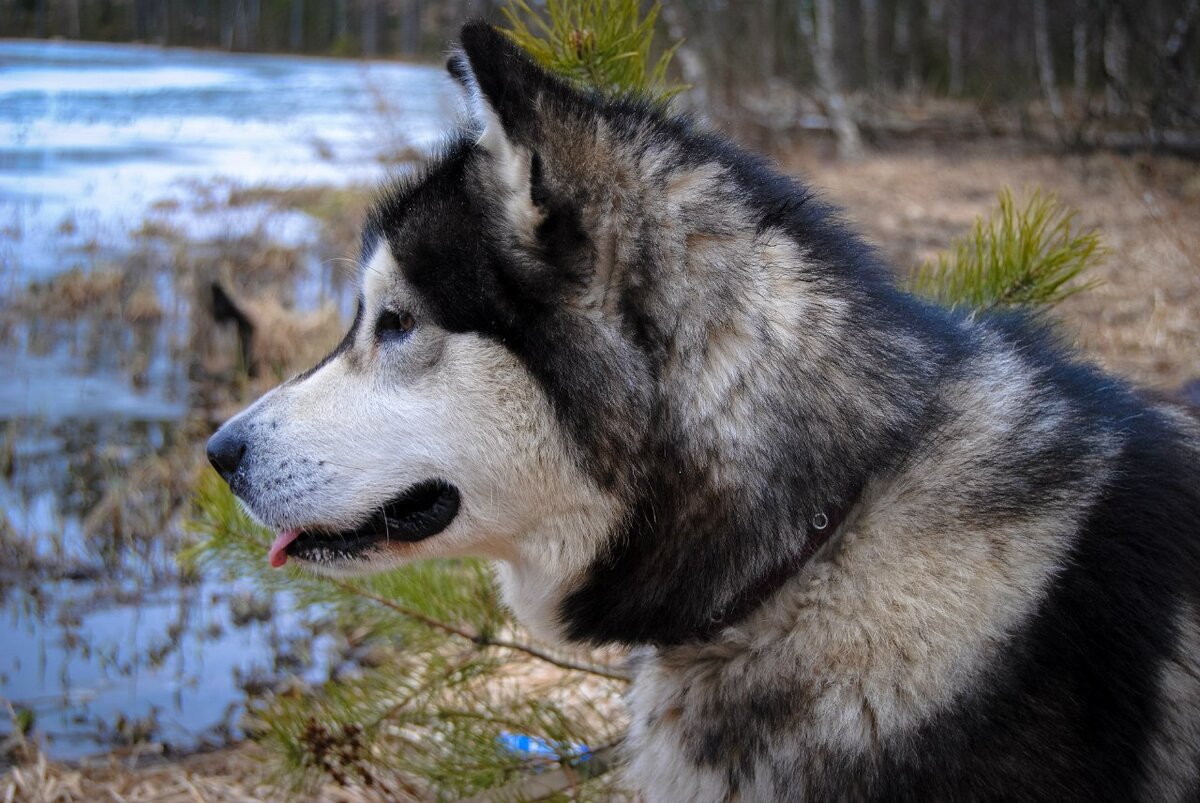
left=5, top=142, right=1199, bottom=801
left=0, top=742, right=394, bottom=802
left=791, top=142, right=1200, bottom=391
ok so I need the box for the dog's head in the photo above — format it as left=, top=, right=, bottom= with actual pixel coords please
left=208, top=23, right=930, bottom=645
left=206, top=23, right=662, bottom=635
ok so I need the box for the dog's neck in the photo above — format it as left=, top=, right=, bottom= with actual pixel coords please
left=554, top=282, right=957, bottom=646
left=623, top=339, right=1121, bottom=799
left=516, top=174, right=968, bottom=647
left=698, top=487, right=862, bottom=638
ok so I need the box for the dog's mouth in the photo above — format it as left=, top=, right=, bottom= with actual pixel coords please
left=269, top=479, right=460, bottom=568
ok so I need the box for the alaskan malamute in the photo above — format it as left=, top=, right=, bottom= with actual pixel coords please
left=208, top=22, right=1200, bottom=801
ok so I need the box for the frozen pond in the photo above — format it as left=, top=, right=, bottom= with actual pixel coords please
left=0, top=39, right=456, bottom=279
left=0, top=40, right=455, bottom=760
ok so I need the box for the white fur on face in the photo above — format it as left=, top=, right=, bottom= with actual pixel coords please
left=222, top=246, right=620, bottom=640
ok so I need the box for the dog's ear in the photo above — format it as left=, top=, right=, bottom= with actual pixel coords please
left=448, top=21, right=551, bottom=152
left=447, top=20, right=565, bottom=220
left=448, top=22, right=592, bottom=284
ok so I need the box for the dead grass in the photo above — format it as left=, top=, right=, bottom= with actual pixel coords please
left=1, top=743, right=373, bottom=803
left=789, top=143, right=1200, bottom=390
left=1, top=741, right=426, bottom=802
left=224, top=184, right=370, bottom=268
left=12, top=268, right=163, bottom=324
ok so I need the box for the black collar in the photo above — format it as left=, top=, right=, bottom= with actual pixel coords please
left=701, top=493, right=859, bottom=638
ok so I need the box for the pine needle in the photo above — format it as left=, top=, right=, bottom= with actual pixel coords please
left=500, top=0, right=685, bottom=103
left=182, top=472, right=628, bottom=796
left=910, top=189, right=1106, bottom=312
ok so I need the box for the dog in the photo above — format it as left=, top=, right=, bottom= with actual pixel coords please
left=207, top=22, right=1200, bottom=801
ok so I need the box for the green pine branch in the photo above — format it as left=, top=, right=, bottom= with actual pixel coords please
left=910, top=189, right=1105, bottom=312
left=183, top=472, right=628, bottom=797
left=183, top=471, right=504, bottom=644
left=184, top=472, right=626, bottom=681
left=500, top=0, right=685, bottom=103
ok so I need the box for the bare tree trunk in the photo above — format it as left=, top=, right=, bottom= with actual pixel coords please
left=1155, top=0, right=1200, bottom=126
left=232, top=0, right=248, bottom=49
left=928, top=0, right=945, bottom=26
left=1165, top=0, right=1200, bottom=58
left=1104, top=5, right=1129, bottom=116
left=947, top=0, right=964, bottom=96
left=746, top=1, right=772, bottom=92
left=245, top=0, right=259, bottom=50
left=400, top=0, right=420, bottom=55
left=220, top=0, right=234, bottom=49
left=290, top=0, right=304, bottom=51
left=860, top=0, right=880, bottom=92
left=813, top=0, right=863, bottom=159
left=334, top=0, right=348, bottom=43
left=66, top=0, right=80, bottom=38
left=1033, top=0, right=1064, bottom=119
left=894, top=0, right=919, bottom=94
left=1073, top=0, right=1088, bottom=105
left=135, top=0, right=150, bottom=40
left=362, top=0, right=378, bottom=58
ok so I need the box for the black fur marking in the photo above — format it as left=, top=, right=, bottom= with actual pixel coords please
left=551, top=146, right=970, bottom=643
left=457, top=22, right=553, bottom=142
left=289, top=479, right=461, bottom=560
left=671, top=353, right=1200, bottom=799
left=369, top=25, right=977, bottom=645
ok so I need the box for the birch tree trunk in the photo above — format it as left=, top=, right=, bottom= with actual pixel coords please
left=947, top=0, right=964, bottom=96
left=813, top=0, right=863, bottom=159
left=1104, top=6, right=1129, bottom=116
left=1034, top=0, right=1064, bottom=119
left=1073, top=0, right=1088, bottom=105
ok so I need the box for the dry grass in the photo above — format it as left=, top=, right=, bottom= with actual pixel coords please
left=1, top=743, right=405, bottom=802
left=12, top=268, right=163, bottom=324
left=791, top=143, right=1200, bottom=390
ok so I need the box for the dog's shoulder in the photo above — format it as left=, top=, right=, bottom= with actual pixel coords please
left=623, top=324, right=1200, bottom=801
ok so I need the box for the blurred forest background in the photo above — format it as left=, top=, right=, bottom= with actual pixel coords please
left=2, top=1, right=1199, bottom=800
left=3, top=0, right=1200, bottom=155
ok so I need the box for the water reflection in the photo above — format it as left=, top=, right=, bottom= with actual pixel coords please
left=0, top=40, right=454, bottom=760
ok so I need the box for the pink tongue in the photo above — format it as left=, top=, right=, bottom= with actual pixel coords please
left=269, top=530, right=300, bottom=568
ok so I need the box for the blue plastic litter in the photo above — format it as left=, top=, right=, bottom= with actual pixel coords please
left=497, top=730, right=593, bottom=765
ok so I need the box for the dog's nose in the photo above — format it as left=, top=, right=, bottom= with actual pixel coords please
left=206, top=424, right=248, bottom=482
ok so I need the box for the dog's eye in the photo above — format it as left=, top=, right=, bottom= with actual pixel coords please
left=375, top=310, right=416, bottom=341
